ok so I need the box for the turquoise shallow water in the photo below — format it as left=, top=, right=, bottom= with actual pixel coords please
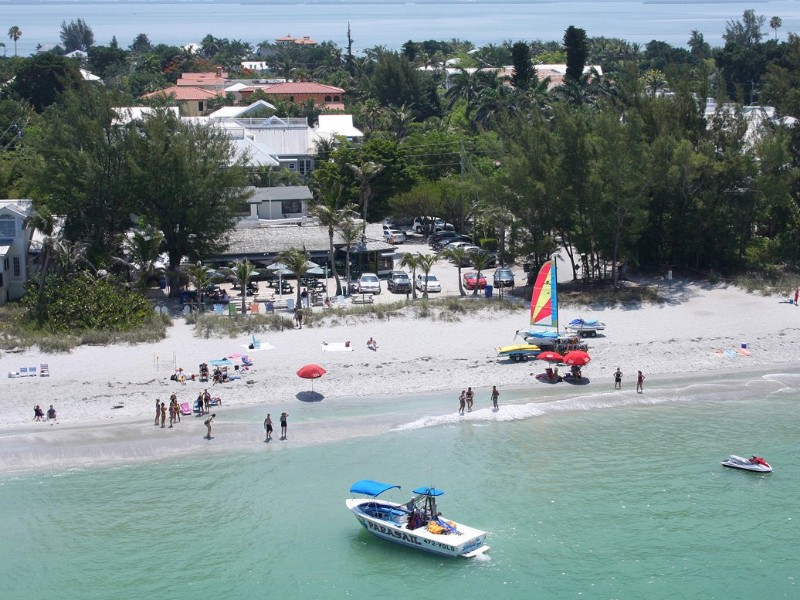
left=2, top=371, right=799, bottom=599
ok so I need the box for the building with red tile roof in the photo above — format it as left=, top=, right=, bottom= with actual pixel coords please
left=241, top=82, right=345, bottom=110
left=275, top=34, right=317, bottom=46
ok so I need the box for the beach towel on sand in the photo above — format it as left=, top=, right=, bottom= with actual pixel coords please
left=322, top=342, right=354, bottom=352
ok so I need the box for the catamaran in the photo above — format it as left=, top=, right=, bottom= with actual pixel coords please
left=346, top=480, right=490, bottom=558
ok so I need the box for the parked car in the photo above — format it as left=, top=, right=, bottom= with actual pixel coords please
left=415, top=273, right=442, bottom=293
left=433, top=234, right=473, bottom=250
left=357, top=272, right=381, bottom=295
left=414, top=216, right=454, bottom=234
left=493, top=267, right=515, bottom=288
left=382, top=226, right=406, bottom=244
left=462, top=271, right=487, bottom=290
left=440, top=240, right=475, bottom=251
left=387, top=270, right=412, bottom=293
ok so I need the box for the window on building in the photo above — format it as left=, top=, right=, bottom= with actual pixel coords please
left=0, top=215, right=14, bottom=242
left=281, top=200, right=302, bottom=214
left=324, top=96, right=332, bottom=102
left=334, top=95, right=340, bottom=101
left=198, top=101, right=205, bottom=113
left=287, top=162, right=296, bottom=170
left=13, top=256, right=21, bottom=277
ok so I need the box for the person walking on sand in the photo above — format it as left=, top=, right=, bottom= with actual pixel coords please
left=264, top=413, right=273, bottom=442
left=613, top=368, right=623, bottom=389
left=294, top=307, right=303, bottom=329
left=636, top=371, right=645, bottom=393
left=280, top=412, right=288, bottom=439
left=491, top=386, right=499, bottom=410
left=204, top=413, right=216, bottom=439
left=458, top=390, right=466, bottom=415
left=466, top=387, right=474, bottom=412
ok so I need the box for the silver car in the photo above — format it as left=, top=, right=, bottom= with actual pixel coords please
left=415, top=273, right=442, bottom=293
left=357, top=273, right=382, bottom=295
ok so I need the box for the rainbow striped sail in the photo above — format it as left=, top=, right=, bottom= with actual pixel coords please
left=530, top=260, right=558, bottom=329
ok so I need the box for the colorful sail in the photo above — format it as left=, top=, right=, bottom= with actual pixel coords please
left=530, top=260, right=558, bottom=329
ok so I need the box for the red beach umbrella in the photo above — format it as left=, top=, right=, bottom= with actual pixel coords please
left=536, top=351, right=563, bottom=363
left=562, top=350, right=591, bottom=366
left=297, top=364, right=326, bottom=390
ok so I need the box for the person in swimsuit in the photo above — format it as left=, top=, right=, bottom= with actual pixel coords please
left=614, top=368, right=623, bottom=389
left=264, top=414, right=273, bottom=442
left=465, top=387, right=474, bottom=412
left=636, top=371, right=645, bottom=393
left=204, top=413, right=215, bottom=439
left=47, top=405, right=57, bottom=421
left=280, top=412, right=288, bottom=439
left=155, top=399, right=161, bottom=425
left=34, top=405, right=44, bottom=421
left=491, top=386, right=499, bottom=410
left=160, top=402, right=167, bottom=428
left=458, top=391, right=466, bottom=415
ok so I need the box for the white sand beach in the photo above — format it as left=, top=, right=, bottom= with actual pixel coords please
left=2, top=274, right=799, bottom=473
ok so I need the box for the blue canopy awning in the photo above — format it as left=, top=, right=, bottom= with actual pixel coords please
left=350, top=480, right=400, bottom=497
left=412, top=486, right=445, bottom=497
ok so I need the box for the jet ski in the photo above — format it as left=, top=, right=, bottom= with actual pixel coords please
left=721, top=454, right=772, bottom=473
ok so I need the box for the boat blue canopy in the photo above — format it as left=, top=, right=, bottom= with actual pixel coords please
left=350, top=480, right=401, bottom=497
left=412, top=486, right=445, bottom=497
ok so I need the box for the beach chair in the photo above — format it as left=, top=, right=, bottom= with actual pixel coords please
left=242, top=355, right=254, bottom=367
left=228, top=303, right=238, bottom=316
left=19, top=367, right=29, bottom=377
left=265, top=301, right=274, bottom=314
left=40, top=364, right=50, bottom=377
left=250, top=302, right=260, bottom=316
left=213, top=304, right=224, bottom=316
left=286, top=298, right=295, bottom=312
left=28, top=366, right=38, bottom=377
left=336, top=295, right=347, bottom=308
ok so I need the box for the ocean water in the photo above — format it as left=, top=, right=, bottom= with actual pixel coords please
left=1, top=369, right=799, bottom=599
left=3, top=1, right=800, bottom=58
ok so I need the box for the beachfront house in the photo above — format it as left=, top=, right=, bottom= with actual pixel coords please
left=0, top=199, right=33, bottom=306
left=240, top=82, right=345, bottom=111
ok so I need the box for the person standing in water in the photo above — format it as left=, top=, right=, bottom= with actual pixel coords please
left=491, top=386, right=499, bottom=410
left=613, top=368, right=623, bottom=389
left=636, top=371, right=645, bottom=393
left=465, top=387, right=474, bottom=412
left=264, top=414, right=273, bottom=442
left=458, top=391, right=466, bottom=416
left=280, top=412, right=288, bottom=439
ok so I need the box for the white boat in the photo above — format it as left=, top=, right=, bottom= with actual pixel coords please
left=346, top=480, right=490, bottom=558
left=721, top=454, right=773, bottom=473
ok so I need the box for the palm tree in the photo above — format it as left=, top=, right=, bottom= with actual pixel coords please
left=441, top=246, right=468, bottom=296
left=416, top=253, right=437, bottom=299
left=770, top=16, right=782, bottom=39
left=337, top=218, right=361, bottom=296
left=278, top=246, right=310, bottom=307
left=470, top=251, right=491, bottom=297
left=186, top=262, right=212, bottom=303
left=399, top=253, right=420, bottom=300
left=233, top=259, right=256, bottom=315
left=7, top=26, right=21, bottom=57
left=348, top=160, right=385, bottom=240
left=121, top=226, right=165, bottom=290
left=309, top=182, right=355, bottom=296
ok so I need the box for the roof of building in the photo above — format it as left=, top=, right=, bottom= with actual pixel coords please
left=262, top=82, right=344, bottom=95
left=113, top=106, right=180, bottom=125
left=0, top=199, right=33, bottom=219
left=215, top=222, right=393, bottom=258
left=230, top=139, right=280, bottom=168
left=315, top=114, right=363, bottom=139
left=177, top=71, right=228, bottom=87
left=141, top=86, right=222, bottom=101
left=246, top=186, right=313, bottom=204
left=209, top=100, right=276, bottom=119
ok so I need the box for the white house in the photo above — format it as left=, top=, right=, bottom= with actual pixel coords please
left=0, top=199, right=33, bottom=305
left=243, top=186, right=313, bottom=221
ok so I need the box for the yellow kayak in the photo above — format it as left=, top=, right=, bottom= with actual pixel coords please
left=496, top=344, right=541, bottom=362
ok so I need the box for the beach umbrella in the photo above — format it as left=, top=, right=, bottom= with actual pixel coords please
left=536, top=351, right=563, bottom=363
left=305, top=266, right=326, bottom=277
left=297, top=364, right=326, bottom=391
left=266, top=262, right=290, bottom=271
left=562, top=350, right=591, bottom=366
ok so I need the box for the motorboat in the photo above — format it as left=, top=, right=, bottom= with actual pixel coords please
left=721, top=455, right=772, bottom=473
left=565, top=318, right=606, bottom=337
left=346, top=480, right=490, bottom=558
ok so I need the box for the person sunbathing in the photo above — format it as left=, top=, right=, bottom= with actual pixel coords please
left=367, top=337, right=378, bottom=351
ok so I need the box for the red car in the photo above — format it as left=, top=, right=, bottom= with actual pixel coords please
left=463, top=271, right=487, bottom=290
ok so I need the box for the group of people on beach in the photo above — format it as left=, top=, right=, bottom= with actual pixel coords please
left=613, top=368, right=645, bottom=393
left=154, top=395, right=183, bottom=429
left=263, top=412, right=289, bottom=441
left=33, top=404, right=57, bottom=422
left=458, top=386, right=500, bottom=414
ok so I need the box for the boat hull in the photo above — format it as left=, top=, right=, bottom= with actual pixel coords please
left=346, top=499, right=489, bottom=558
left=721, top=455, right=772, bottom=473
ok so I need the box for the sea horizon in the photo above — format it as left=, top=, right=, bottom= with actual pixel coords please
left=2, top=0, right=799, bottom=58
